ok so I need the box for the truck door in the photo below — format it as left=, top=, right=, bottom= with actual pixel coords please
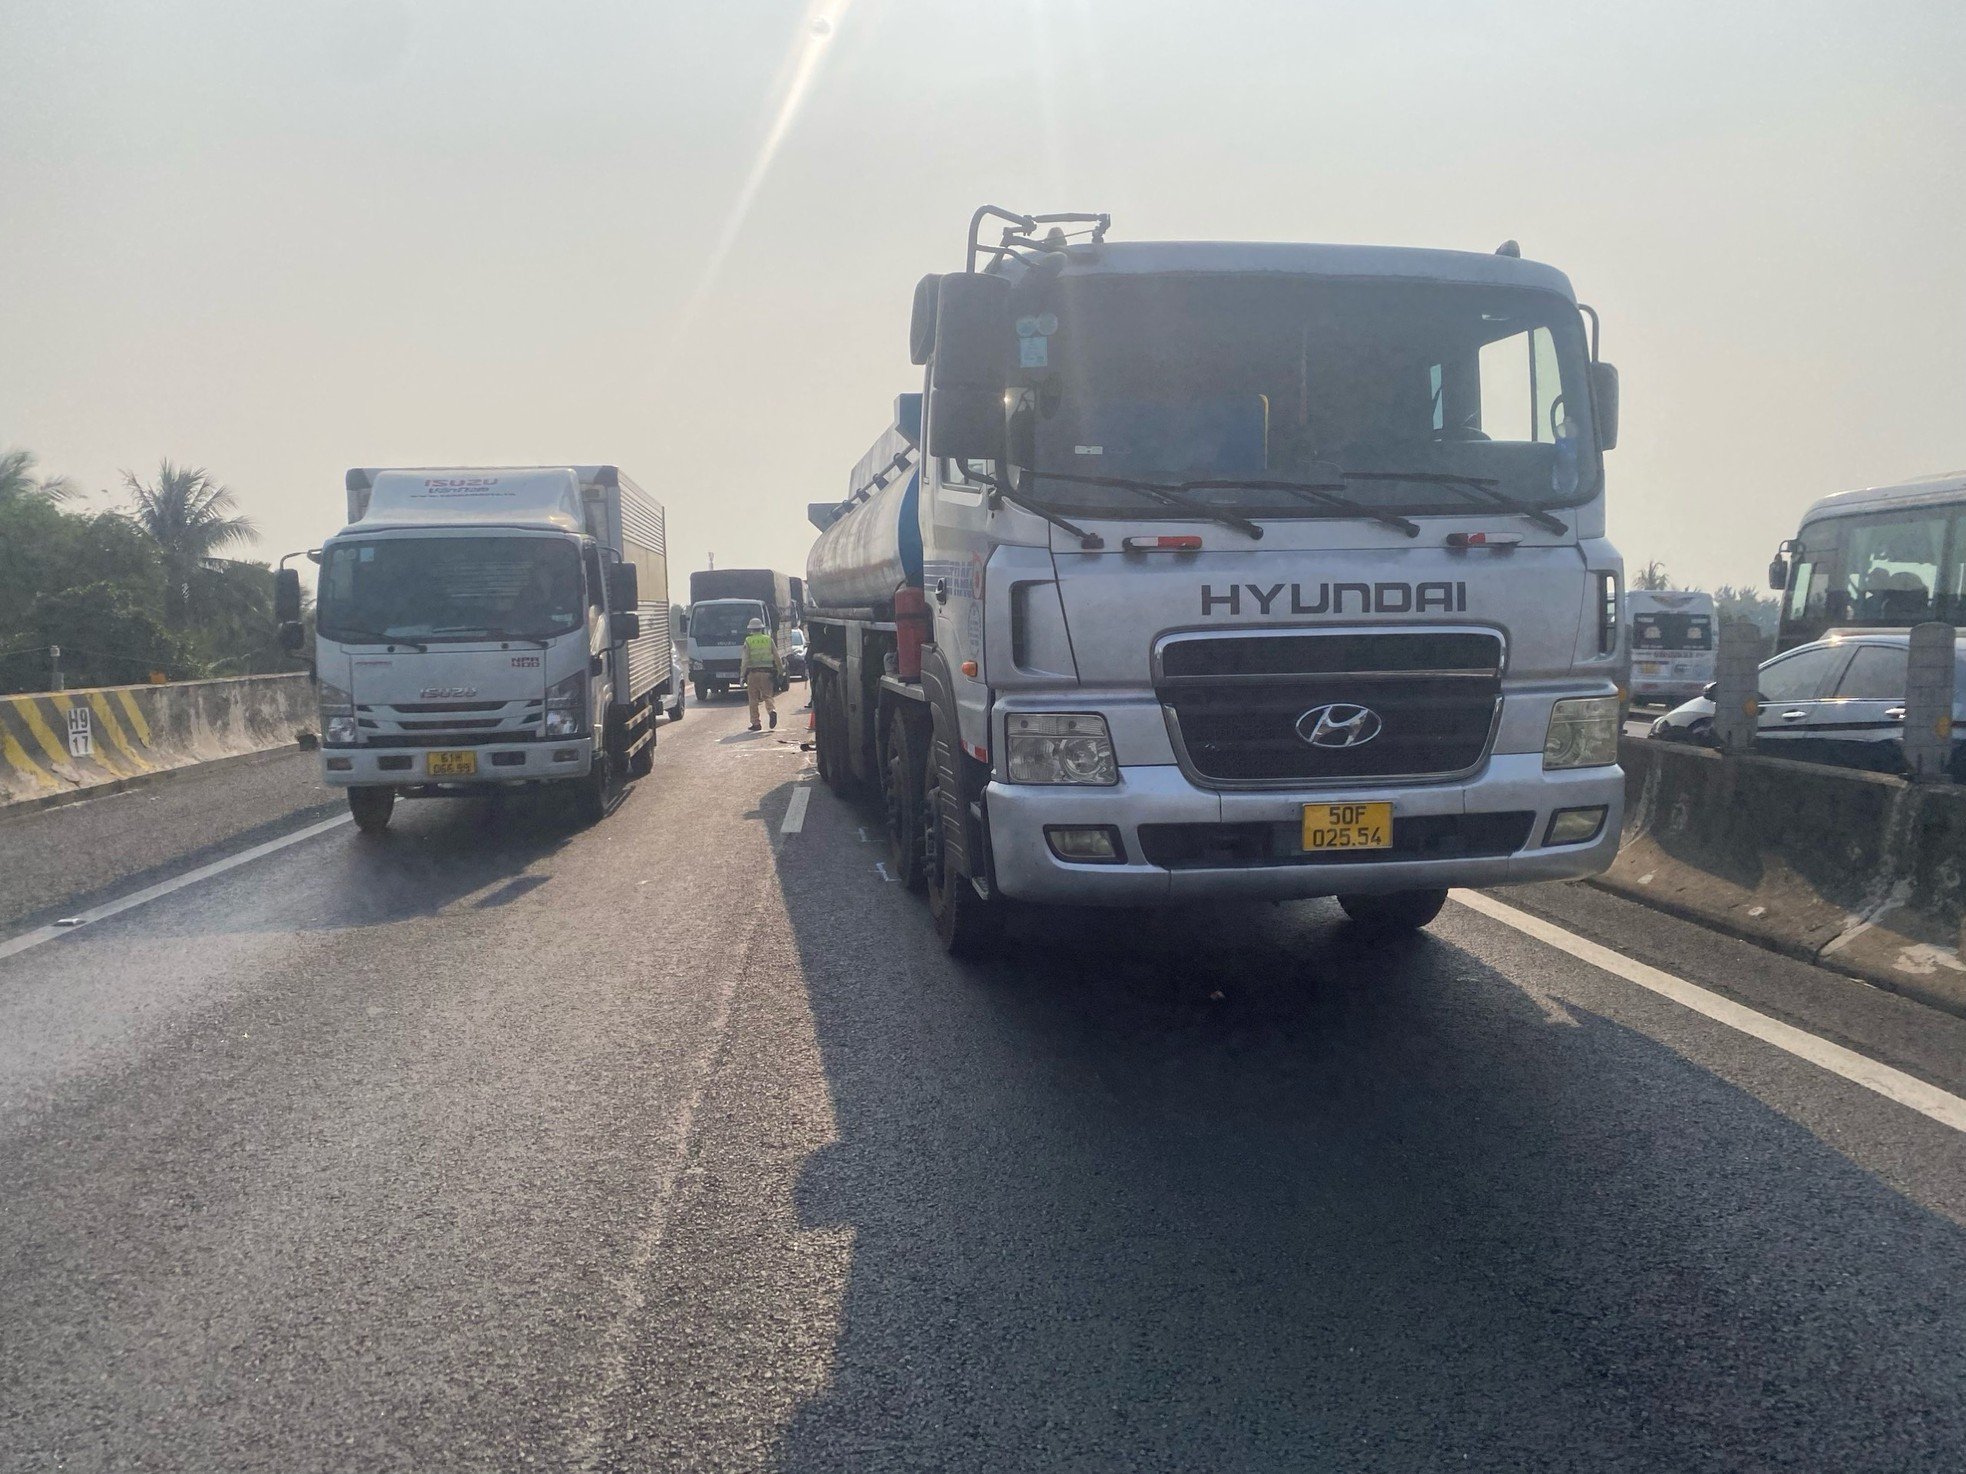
left=922, top=459, right=997, bottom=760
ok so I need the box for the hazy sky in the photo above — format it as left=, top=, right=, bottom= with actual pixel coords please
left=4, top=0, right=1962, bottom=594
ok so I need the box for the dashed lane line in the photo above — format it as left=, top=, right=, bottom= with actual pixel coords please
left=1454, top=889, right=1966, bottom=1135
left=779, top=785, right=812, bottom=836
left=0, top=813, right=354, bottom=963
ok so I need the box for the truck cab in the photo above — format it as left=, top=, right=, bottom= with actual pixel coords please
left=282, top=466, right=668, bottom=832
left=808, top=209, right=1626, bottom=953
left=687, top=597, right=771, bottom=700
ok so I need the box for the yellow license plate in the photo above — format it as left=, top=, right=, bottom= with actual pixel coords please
left=427, top=750, right=477, bottom=778
left=1302, top=801, right=1393, bottom=852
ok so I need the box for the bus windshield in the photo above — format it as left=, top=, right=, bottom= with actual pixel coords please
left=1782, top=499, right=1966, bottom=649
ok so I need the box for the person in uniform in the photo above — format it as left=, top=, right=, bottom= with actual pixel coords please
left=741, top=617, right=782, bottom=731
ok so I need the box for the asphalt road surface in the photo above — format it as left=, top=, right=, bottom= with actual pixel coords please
left=5, top=697, right=1966, bottom=1472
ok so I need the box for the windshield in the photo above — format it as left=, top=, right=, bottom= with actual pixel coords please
left=1005, top=274, right=1599, bottom=518
left=317, top=536, right=585, bottom=643
left=692, top=603, right=763, bottom=645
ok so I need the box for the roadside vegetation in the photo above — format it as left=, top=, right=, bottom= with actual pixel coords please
left=0, top=446, right=299, bottom=695
left=1632, top=559, right=1780, bottom=636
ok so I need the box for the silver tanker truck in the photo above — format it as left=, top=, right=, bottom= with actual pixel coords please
left=805, top=207, right=1627, bottom=955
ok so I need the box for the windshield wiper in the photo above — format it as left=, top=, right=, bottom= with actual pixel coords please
left=1010, top=468, right=1265, bottom=540
left=1338, top=470, right=1569, bottom=534
left=318, top=625, right=428, bottom=652
left=431, top=626, right=550, bottom=648
left=966, top=469, right=1106, bottom=548
left=1181, top=479, right=1420, bottom=538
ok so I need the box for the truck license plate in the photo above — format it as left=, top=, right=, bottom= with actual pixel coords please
left=427, top=750, right=477, bottom=778
left=1302, top=801, right=1393, bottom=852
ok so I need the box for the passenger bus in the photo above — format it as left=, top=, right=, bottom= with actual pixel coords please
left=1625, top=590, right=1715, bottom=701
left=1771, top=471, right=1966, bottom=653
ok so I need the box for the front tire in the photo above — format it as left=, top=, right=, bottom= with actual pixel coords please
left=882, top=710, right=928, bottom=891
left=668, top=687, right=686, bottom=722
left=348, top=786, right=394, bottom=834
left=572, top=733, right=615, bottom=825
left=922, top=728, right=1000, bottom=957
left=1337, top=887, right=1448, bottom=935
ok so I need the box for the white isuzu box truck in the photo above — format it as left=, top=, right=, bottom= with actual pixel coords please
left=807, top=208, right=1627, bottom=954
left=276, top=465, right=676, bottom=831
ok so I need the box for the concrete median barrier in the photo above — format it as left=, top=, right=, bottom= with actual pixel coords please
left=1599, top=738, right=1966, bottom=1016
left=0, top=674, right=314, bottom=811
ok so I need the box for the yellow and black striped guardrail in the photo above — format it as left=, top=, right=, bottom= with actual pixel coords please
left=0, top=675, right=314, bottom=808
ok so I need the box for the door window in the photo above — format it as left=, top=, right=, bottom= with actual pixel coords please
left=1758, top=646, right=1841, bottom=701
left=1833, top=645, right=1908, bottom=700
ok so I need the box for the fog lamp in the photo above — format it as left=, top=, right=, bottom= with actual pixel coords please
left=1544, top=806, right=1608, bottom=846
left=1045, top=825, right=1125, bottom=863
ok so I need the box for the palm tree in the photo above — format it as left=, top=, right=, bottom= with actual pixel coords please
left=1633, top=560, right=1673, bottom=592
left=0, top=447, right=73, bottom=504
left=122, top=460, right=258, bottom=626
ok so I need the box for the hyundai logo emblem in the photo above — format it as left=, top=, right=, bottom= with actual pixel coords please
left=1295, top=702, right=1383, bottom=749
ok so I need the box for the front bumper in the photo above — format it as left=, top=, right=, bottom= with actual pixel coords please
left=320, top=737, right=593, bottom=789
left=986, top=752, right=1623, bottom=905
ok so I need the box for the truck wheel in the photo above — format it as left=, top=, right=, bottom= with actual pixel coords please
left=694, top=681, right=709, bottom=703
left=816, top=673, right=855, bottom=795
left=347, top=786, right=394, bottom=835
left=626, top=729, right=655, bottom=779
left=922, top=730, right=1000, bottom=957
left=882, top=710, right=927, bottom=891
left=1337, top=888, right=1449, bottom=934
left=572, top=735, right=615, bottom=825
left=668, top=687, right=686, bottom=722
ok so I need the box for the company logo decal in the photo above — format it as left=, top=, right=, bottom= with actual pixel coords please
left=1200, top=581, right=1467, bottom=616
left=1295, top=703, right=1384, bottom=749
left=420, top=686, right=479, bottom=699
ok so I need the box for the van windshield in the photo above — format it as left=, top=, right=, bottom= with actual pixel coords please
left=317, top=537, right=585, bottom=643
left=1008, top=275, right=1600, bottom=519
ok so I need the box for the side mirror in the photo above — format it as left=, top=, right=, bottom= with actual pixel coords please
left=278, top=621, right=305, bottom=653
left=909, top=275, right=942, bottom=365
left=808, top=501, right=845, bottom=532
left=1590, top=361, right=1620, bottom=451
left=606, top=561, right=639, bottom=611
left=1768, top=556, right=1790, bottom=591
left=1702, top=682, right=1718, bottom=701
left=274, top=567, right=303, bottom=623
left=610, top=611, right=642, bottom=644
left=895, top=391, right=923, bottom=450
left=926, top=273, right=1012, bottom=463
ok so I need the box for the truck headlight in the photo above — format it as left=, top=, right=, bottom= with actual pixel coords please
left=544, top=671, right=588, bottom=738
left=688, top=659, right=702, bottom=673
left=318, top=682, right=357, bottom=746
left=1543, top=696, right=1620, bottom=769
left=1006, top=713, right=1117, bottom=786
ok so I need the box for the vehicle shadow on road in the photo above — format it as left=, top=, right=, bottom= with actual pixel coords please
left=116, top=789, right=602, bottom=939
left=760, top=787, right=1966, bottom=1472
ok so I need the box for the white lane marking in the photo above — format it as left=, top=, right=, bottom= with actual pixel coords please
left=780, top=785, right=812, bottom=835
left=0, top=813, right=354, bottom=963
left=1453, top=890, right=1966, bottom=1135
left=874, top=862, right=896, bottom=883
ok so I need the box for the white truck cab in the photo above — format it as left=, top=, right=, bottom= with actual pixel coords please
left=808, top=209, right=1627, bottom=953
left=278, top=465, right=673, bottom=831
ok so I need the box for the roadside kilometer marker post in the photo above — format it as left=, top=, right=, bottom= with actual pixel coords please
left=66, top=706, right=91, bottom=758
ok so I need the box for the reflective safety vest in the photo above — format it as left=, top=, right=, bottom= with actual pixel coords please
left=742, top=631, right=775, bottom=673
